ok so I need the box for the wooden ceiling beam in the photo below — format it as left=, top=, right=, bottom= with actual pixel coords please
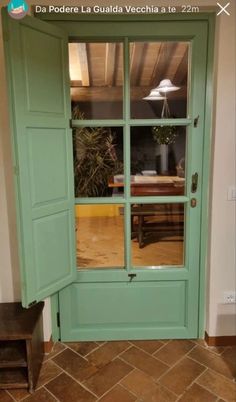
left=71, top=86, right=187, bottom=102
left=104, top=43, right=116, bottom=86
left=150, top=43, right=163, bottom=86
left=77, top=43, right=90, bottom=87
left=151, top=42, right=178, bottom=86
left=164, top=43, right=188, bottom=84
left=173, top=47, right=189, bottom=86
left=130, top=43, right=148, bottom=86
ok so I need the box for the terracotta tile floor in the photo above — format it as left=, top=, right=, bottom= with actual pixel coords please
left=2, top=340, right=236, bottom=402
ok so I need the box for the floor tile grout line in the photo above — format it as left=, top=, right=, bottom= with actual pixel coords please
left=194, top=341, right=232, bottom=357
left=46, top=358, right=99, bottom=399
left=95, top=367, right=136, bottom=401
left=129, top=340, right=168, bottom=356
left=62, top=340, right=133, bottom=362
left=155, top=380, right=179, bottom=399
left=60, top=342, right=103, bottom=361
left=117, top=354, right=178, bottom=395
left=88, top=360, right=136, bottom=400
left=97, top=342, right=134, bottom=366
left=151, top=340, right=197, bottom=366
left=190, top=342, right=232, bottom=358
left=85, top=340, right=133, bottom=359
left=117, top=379, right=147, bottom=400
left=43, top=344, right=68, bottom=363
left=41, top=385, right=60, bottom=401
left=186, top=352, right=235, bottom=382
left=38, top=363, right=67, bottom=387
left=118, top=343, right=171, bottom=371
left=109, top=343, right=134, bottom=362
left=118, top=355, right=143, bottom=372
left=174, top=367, right=211, bottom=402
left=195, top=365, right=236, bottom=385
left=119, top=382, right=141, bottom=399
left=6, top=390, right=18, bottom=402
left=154, top=351, right=207, bottom=385
left=195, top=367, right=236, bottom=400
left=192, top=378, right=221, bottom=401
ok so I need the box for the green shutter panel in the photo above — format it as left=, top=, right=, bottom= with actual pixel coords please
left=2, top=11, right=76, bottom=307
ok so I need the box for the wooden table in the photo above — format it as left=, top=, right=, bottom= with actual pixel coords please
left=109, top=176, right=185, bottom=247
left=109, top=176, right=185, bottom=196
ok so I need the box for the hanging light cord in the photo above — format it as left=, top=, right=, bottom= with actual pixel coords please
left=161, top=94, right=171, bottom=118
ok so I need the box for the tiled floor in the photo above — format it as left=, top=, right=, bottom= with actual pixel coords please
left=1, top=340, right=235, bottom=402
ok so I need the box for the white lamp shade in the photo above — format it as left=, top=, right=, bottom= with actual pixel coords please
left=143, top=89, right=165, bottom=100
left=157, top=79, right=180, bottom=93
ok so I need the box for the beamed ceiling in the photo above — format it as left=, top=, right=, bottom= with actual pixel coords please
left=69, top=42, right=189, bottom=102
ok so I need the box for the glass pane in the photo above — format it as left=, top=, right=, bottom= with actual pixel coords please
left=131, top=203, right=185, bottom=267
left=76, top=204, right=124, bottom=269
left=131, top=126, right=186, bottom=196
left=130, top=42, right=189, bottom=119
left=69, top=42, right=123, bottom=119
left=73, top=127, right=123, bottom=198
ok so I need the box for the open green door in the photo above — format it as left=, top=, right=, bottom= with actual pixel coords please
left=55, top=18, right=209, bottom=341
left=2, top=10, right=76, bottom=307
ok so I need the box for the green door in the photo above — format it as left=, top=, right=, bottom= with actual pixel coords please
left=2, top=10, right=76, bottom=307
left=58, top=19, right=209, bottom=341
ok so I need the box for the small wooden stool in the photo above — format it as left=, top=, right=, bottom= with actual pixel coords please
left=0, top=302, right=44, bottom=393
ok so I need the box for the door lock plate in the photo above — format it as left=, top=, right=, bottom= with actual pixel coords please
left=191, top=198, right=197, bottom=208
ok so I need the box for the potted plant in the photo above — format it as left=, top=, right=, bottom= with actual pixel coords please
left=152, top=125, right=178, bottom=145
left=152, top=126, right=178, bottom=174
left=73, top=110, right=122, bottom=197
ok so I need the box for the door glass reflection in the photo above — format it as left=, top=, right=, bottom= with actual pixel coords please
left=69, top=42, right=123, bottom=119
left=130, top=42, right=189, bottom=119
left=76, top=204, right=124, bottom=269
left=131, top=203, right=185, bottom=267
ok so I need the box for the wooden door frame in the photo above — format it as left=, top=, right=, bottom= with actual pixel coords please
left=37, top=12, right=215, bottom=340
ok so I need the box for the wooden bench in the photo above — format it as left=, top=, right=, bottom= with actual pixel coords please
left=131, top=204, right=184, bottom=248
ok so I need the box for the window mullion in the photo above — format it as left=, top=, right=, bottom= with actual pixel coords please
left=124, top=38, right=132, bottom=271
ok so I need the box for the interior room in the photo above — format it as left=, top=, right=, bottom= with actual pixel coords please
left=71, top=41, right=187, bottom=268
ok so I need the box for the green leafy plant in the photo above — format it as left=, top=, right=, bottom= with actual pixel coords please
left=73, top=110, right=122, bottom=197
left=152, top=125, right=178, bottom=145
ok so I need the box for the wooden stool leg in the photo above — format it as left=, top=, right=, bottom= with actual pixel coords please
left=138, top=215, right=144, bottom=248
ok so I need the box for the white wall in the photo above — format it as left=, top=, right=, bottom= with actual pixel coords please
left=0, top=0, right=235, bottom=339
left=207, top=4, right=236, bottom=336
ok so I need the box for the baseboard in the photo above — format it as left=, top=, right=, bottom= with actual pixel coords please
left=43, top=336, right=54, bottom=354
left=205, top=331, right=236, bottom=346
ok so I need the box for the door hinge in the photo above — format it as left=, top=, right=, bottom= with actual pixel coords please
left=57, top=312, right=61, bottom=327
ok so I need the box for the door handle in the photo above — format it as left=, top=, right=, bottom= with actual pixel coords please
left=191, top=172, right=198, bottom=193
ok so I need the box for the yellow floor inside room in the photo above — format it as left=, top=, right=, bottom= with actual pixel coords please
left=75, top=206, right=184, bottom=268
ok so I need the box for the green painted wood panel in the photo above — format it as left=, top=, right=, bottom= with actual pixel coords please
left=2, top=10, right=76, bottom=307
left=59, top=281, right=189, bottom=341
